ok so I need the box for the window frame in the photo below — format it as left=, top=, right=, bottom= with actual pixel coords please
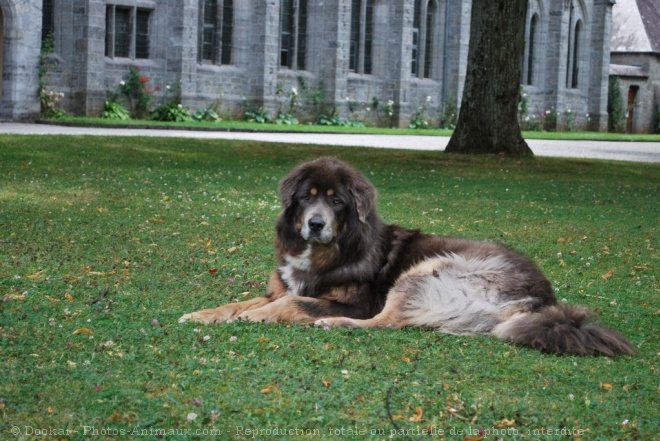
left=280, top=0, right=307, bottom=70
left=198, top=0, right=234, bottom=65
left=349, top=0, right=374, bottom=75
left=105, top=4, right=152, bottom=60
left=412, top=0, right=436, bottom=79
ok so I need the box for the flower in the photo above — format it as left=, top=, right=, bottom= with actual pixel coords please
left=138, top=76, right=150, bottom=83
left=291, top=87, right=298, bottom=96
left=186, top=412, right=198, bottom=421
left=120, top=81, right=126, bottom=86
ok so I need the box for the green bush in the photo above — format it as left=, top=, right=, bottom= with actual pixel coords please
left=100, top=101, right=130, bottom=120
left=607, top=76, right=625, bottom=133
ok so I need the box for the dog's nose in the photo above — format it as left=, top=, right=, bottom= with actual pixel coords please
left=308, top=217, right=326, bottom=233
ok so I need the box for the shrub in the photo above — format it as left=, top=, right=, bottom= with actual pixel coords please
left=151, top=103, right=192, bottom=122
left=607, top=76, right=625, bottom=133
left=101, top=101, right=130, bottom=120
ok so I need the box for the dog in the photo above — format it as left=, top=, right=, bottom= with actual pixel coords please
left=179, top=157, right=635, bottom=356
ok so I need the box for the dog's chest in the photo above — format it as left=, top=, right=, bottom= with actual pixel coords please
left=279, top=246, right=312, bottom=296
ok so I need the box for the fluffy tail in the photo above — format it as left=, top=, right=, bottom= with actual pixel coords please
left=493, top=305, right=636, bottom=356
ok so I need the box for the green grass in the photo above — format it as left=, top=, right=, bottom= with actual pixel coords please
left=52, top=117, right=660, bottom=141
left=0, top=135, right=658, bottom=440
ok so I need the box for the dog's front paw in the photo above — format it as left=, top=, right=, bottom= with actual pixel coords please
left=178, top=307, right=237, bottom=324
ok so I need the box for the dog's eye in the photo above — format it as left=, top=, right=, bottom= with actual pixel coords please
left=332, top=197, right=342, bottom=206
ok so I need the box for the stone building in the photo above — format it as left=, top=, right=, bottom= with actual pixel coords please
left=609, top=0, right=660, bottom=133
left=0, top=0, right=615, bottom=130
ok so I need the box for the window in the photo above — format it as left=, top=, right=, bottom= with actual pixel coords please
left=565, top=0, right=584, bottom=90
left=198, top=0, right=233, bottom=65
left=280, top=0, right=307, bottom=70
left=524, top=13, right=539, bottom=85
left=42, top=0, right=55, bottom=48
left=349, top=0, right=374, bottom=74
left=105, top=5, right=152, bottom=59
left=569, top=20, right=582, bottom=88
left=412, top=0, right=436, bottom=78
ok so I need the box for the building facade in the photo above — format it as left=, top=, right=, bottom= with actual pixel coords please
left=609, top=0, right=660, bottom=133
left=0, top=0, right=614, bottom=130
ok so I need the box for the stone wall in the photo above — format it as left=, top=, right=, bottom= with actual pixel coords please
left=1, top=0, right=613, bottom=130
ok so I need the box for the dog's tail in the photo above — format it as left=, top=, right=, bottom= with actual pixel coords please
left=493, top=304, right=635, bottom=356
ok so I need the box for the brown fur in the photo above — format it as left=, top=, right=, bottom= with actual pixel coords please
left=179, top=158, right=635, bottom=356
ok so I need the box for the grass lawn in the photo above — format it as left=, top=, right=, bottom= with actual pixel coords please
left=0, top=135, right=658, bottom=440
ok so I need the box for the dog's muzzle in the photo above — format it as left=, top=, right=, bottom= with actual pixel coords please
left=301, top=209, right=335, bottom=244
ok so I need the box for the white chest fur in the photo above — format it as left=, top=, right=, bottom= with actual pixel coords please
left=279, top=246, right=312, bottom=296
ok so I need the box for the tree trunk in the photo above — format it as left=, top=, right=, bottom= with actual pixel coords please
left=445, top=0, right=532, bottom=156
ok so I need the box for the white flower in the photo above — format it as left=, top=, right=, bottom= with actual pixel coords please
left=291, top=87, right=298, bottom=96
left=166, top=85, right=171, bottom=90
left=186, top=412, right=198, bottom=421
left=426, top=95, right=432, bottom=103
left=229, top=336, right=237, bottom=342
left=177, top=104, right=182, bottom=108
left=202, top=335, right=210, bottom=341
left=120, top=81, right=125, bottom=86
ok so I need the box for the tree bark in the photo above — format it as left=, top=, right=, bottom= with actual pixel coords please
left=445, top=0, right=532, bottom=156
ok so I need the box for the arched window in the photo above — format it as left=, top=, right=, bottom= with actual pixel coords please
left=570, top=20, right=582, bottom=88
left=280, top=0, right=307, bottom=70
left=525, top=13, right=538, bottom=85
left=198, top=0, right=233, bottom=65
left=412, top=0, right=436, bottom=79
left=423, top=1, right=436, bottom=78
left=349, top=0, right=374, bottom=74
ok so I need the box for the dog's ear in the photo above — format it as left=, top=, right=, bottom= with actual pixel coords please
left=346, top=172, right=377, bottom=223
left=279, top=169, right=304, bottom=210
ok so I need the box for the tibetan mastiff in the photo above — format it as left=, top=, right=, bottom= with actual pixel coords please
left=180, top=157, right=635, bottom=356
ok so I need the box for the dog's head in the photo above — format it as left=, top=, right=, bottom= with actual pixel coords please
left=278, top=157, right=377, bottom=245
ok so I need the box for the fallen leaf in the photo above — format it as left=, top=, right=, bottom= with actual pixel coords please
left=632, top=265, right=649, bottom=271
left=260, top=385, right=278, bottom=394
left=401, top=356, right=411, bottom=363
left=321, top=380, right=331, bottom=388
left=67, top=360, right=77, bottom=368
left=47, top=406, right=54, bottom=414
left=208, top=268, right=218, bottom=275
left=600, top=382, right=613, bottom=391
left=45, top=295, right=61, bottom=303
left=73, top=328, right=94, bottom=336
left=495, top=418, right=516, bottom=427
left=110, top=411, right=122, bottom=421
left=409, top=406, right=423, bottom=422
left=96, top=207, right=108, bottom=213
left=258, top=337, right=270, bottom=343
left=443, top=382, right=451, bottom=391
left=27, top=271, right=44, bottom=280
left=601, top=270, right=614, bottom=281
left=65, top=293, right=74, bottom=301
left=356, top=395, right=364, bottom=402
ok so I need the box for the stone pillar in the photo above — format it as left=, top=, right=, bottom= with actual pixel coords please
left=69, top=0, right=106, bottom=116
left=587, top=0, right=614, bottom=132
left=0, top=1, right=42, bottom=120
left=248, top=0, right=280, bottom=111
left=390, top=0, right=413, bottom=127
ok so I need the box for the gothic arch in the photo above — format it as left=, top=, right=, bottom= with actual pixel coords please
left=565, top=0, right=588, bottom=89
